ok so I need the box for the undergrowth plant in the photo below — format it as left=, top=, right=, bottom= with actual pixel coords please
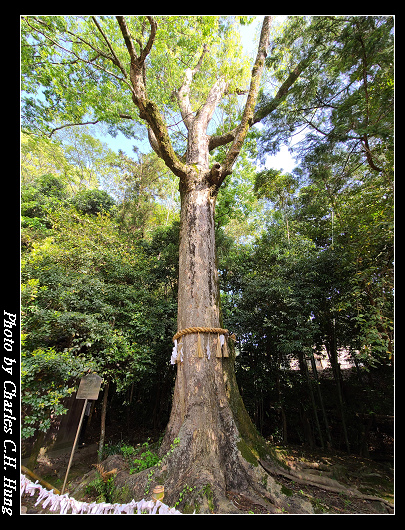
left=86, top=464, right=117, bottom=503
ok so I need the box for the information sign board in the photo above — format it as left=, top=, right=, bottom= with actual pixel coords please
left=76, top=373, right=102, bottom=400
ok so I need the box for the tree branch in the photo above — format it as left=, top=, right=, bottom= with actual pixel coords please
left=116, top=16, right=187, bottom=180
left=176, top=44, right=208, bottom=130
left=116, top=15, right=157, bottom=74
left=218, top=15, right=272, bottom=184
left=139, top=16, right=158, bottom=65
left=361, top=134, right=383, bottom=172
left=116, top=16, right=139, bottom=64
left=91, top=16, right=128, bottom=78
left=48, top=120, right=100, bottom=137
left=24, top=16, right=131, bottom=90
left=196, top=77, right=228, bottom=130
left=252, top=52, right=315, bottom=125
left=208, top=128, right=238, bottom=152
left=207, top=49, right=316, bottom=156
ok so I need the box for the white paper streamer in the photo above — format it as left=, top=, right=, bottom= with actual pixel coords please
left=20, top=475, right=182, bottom=515
left=171, top=339, right=178, bottom=364
left=171, top=339, right=185, bottom=364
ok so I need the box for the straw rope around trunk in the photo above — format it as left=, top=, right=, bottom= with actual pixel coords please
left=171, top=328, right=234, bottom=364
left=172, top=327, right=229, bottom=342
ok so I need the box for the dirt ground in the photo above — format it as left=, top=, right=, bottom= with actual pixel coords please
left=21, top=443, right=99, bottom=514
left=20, top=442, right=394, bottom=515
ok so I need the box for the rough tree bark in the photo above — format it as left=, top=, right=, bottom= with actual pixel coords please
left=113, top=15, right=316, bottom=513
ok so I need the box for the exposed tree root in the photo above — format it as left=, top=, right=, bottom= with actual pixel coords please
left=259, top=458, right=394, bottom=511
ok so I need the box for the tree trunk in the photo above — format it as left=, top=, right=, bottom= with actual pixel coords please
left=156, top=171, right=259, bottom=508
left=153, top=167, right=313, bottom=513
left=298, top=350, right=323, bottom=449
left=309, top=351, right=333, bottom=449
left=326, top=335, right=350, bottom=453
left=98, top=381, right=109, bottom=463
left=27, top=430, right=45, bottom=471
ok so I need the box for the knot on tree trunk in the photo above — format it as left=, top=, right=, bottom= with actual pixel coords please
left=207, top=162, right=232, bottom=191
left=208, top=162, right=222, bottom=185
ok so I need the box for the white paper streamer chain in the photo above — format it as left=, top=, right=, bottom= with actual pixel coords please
left=20, top=474, right=182, bottom=515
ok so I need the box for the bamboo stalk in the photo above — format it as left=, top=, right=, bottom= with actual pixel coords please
left=21, top=465, right=60, bottom=494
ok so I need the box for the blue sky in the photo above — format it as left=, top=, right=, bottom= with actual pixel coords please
left=265, top=144, right=296, bottom=173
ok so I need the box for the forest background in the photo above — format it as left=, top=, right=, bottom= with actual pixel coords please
left=20, top=15, right=393, bottom=466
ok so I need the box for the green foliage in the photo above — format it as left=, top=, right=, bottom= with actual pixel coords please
left=112, top=150, right=180, bottom=236
left=251, top=14, right=394, bottom=368
left=21, top=15, right=250, bottom=150
left=21, top=151, right=179, bottom=438
left=104, top=438, right=180, bottom=476
left=21, top=173, right=69, bottom=232
left=21, top=347, right=90, bottom=438
left=214, top=150, right=266, bottom=243
left=129, top=447, right=161, bottom=474
left=71, top=188, right=115, bottom=215
left=174, top=484, right=197, bottom=512
left=104, top=439, right=161, bottom=474
left=221, top=210, right=393, bottom=448
left=218, top=13, right=394, bottom=446
left=221, top=16, right=394, bottom=437
left=254, top=169, right=298, bottom=205
left=259, top=15, right=394, bottom=175
left=22, top=206, right=152, bottom=382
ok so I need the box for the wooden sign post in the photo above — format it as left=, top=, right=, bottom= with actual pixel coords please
left=61, top=373, right=102, bottom=494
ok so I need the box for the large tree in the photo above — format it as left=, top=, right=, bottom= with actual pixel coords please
left=21, top=15, right=366, bottom=512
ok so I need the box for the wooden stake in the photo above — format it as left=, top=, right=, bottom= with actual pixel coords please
left=61, top=398, right=88, bottom=494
